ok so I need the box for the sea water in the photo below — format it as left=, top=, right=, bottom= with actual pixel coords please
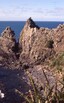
left=0, top=21, right=64, bottom=40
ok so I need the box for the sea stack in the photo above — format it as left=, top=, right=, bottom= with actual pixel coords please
left=0, top=27, right=16, bottom=67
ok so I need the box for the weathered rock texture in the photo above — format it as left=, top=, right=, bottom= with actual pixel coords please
left=0, top=27, right=16, bottom=52
left=19, top=18, right=54, bottom=64
left=19, top=18, right=64, bottom=65
left=1, top=18, right=64, bottom=66
left=19, top=18, right=40, bottom=63
left=0, top=27, right=16, bottom=67
left=0, top=18, right=64, bottom=103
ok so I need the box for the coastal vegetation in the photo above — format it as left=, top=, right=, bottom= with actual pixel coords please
left=16, top=70, right=64, bottom=103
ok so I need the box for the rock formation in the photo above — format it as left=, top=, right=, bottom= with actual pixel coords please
left=0, top=18, right=64, bottom=103
left=0, top=26, right=16, bottom=53
left=19, top=18, right=64, bottom=65
left=0, top=27, right=16, bottom=67
left=0, top=18, right=64, bottom=67
left=19, top=18, right=55, bottom=64
left=19, top=18, right=40, bottom=64
left=51, top=24, right=64, bottom=52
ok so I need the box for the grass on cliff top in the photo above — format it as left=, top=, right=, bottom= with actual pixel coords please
left=50, top=52, right=64, bottom=71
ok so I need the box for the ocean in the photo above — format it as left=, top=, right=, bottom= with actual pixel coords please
left=0, top=21, right=64, bottom=40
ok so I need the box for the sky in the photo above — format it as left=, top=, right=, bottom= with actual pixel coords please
left=0, top=0, right=64, bottom=21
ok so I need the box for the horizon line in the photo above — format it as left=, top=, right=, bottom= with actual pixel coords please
left=0, top=20, right=64, bottom=22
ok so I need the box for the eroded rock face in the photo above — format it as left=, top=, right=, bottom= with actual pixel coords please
left=0, top=26, right=16, bottom=53
left=0, top=27, right=16, bottom=67
left=19, top=18, right=64, bottom=64
left=19, top=18, right=40, bottom=63
left=52, top=24, right=64, bottom=52
left=1, top=18, right=64, bottom=67
left=19, top=18, right=55, bottom=64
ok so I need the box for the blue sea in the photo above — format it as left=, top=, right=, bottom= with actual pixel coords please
left=0, top=21, right=64, bottom=40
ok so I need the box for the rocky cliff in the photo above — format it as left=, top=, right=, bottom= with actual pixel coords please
left=19, top=18, right=54, bottom=64
left=0, top=27, right=17, bottom=67
left=19, top=18, right=64, bottom=65
left=0, top=18, right=64, bottom=103
left=0, top=18, right=64, bottom=67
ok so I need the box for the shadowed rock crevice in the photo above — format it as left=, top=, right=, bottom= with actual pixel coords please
left=12, top=42, right=20, bottom=59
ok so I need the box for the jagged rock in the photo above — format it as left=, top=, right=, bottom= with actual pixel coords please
left=1, top=26, right=15, bottom=39
left=1, top=18, right=64, bottom=66
left=24, top=17, right=39, bottom=29
left=52, top=24, right=64, bottom=52
left=19, top=18, right=40, bottom=63
left=19, top=18, right=64, bottom=64
left=19, top=18, right=55, bottom=64
left=0, top=27, right=16, bottom=67
left=0, top=19, right=64, bottom=103
left=0, top=26, right=16, bottom=53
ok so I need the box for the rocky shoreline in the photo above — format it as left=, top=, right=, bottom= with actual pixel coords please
left=0, top=18, right=64, bottom=103
left=0, top=17, right=64, bottom=67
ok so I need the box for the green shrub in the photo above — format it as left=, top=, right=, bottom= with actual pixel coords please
left=46, top=40, right=54, bottom=48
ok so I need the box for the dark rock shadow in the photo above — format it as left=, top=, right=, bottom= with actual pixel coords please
left=0, top=67, right=30, bottom=103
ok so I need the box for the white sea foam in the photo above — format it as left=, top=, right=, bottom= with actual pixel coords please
left=0, top=90, right=5, bottom=98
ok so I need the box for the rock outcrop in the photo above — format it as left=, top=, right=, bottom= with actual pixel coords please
left=19, top=18, right=55, bottom=64
left=19, top=18, right=64, bottom=65
left=0, top=19, right=64, bottom=103
left=19, top=18, right=40, bottom=64
left=0, top=18, right=64, bottom=66
left=51, top=24, right=64, bottom=52
left=0, top=27, right=16, bottom=53
left=0, top=27, right=16, bottom=67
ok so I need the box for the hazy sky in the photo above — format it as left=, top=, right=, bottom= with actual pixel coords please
left=0, top=0, right=64, bottom=21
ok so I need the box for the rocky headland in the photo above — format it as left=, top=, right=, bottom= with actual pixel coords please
left=1, top=18, right=64, bottom=67
left=0, top=18, right=64, bottom=103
